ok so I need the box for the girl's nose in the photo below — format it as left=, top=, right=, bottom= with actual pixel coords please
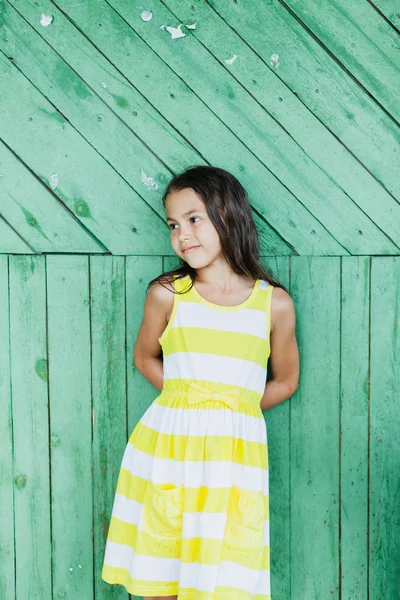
left=178, top=230, right=190, bottom=241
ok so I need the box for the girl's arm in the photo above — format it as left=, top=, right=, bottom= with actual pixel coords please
left=133, top=281, right=174, bottom=392
left=260, top=287, right=300, bottom=411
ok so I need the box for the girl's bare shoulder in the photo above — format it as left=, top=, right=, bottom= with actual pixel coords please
left=146, top=277, right=176, bottom=321
left=270, top=286, right=296, bottom=332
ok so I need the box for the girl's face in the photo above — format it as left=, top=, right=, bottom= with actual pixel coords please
left=165, top=188, right=222, bottom=268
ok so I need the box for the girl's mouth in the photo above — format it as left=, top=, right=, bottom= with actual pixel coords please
left=182, top=246, right=200, bottom=253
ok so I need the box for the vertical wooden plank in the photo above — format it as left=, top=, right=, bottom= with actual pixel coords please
left=290, top=257, right=340, bottom=597
left=163, top=256, right=181, bottom=273
left=370, top=258, right=400, bottom=598
left=9, top=255, right=51, bottom=599
left=126, top=257, right=163, bottom=436
left=261, top=256, right=291, bottom=600
left=91, top=256, right=128, bottom=600
left=46, top=256, right=93, bottom=599
left=126, top=256, right=163, bottom=600
left=0, top=257, right=15, bottom=600
left=341, top=257, right=369, bottom=599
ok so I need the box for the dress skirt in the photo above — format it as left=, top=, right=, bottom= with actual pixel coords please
left=101, top=386, right=271, bottom=599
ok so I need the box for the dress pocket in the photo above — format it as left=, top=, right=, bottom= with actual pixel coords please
left=225, top=485, right=265, bottom=555
left=142, top=481, right=184, bottom=539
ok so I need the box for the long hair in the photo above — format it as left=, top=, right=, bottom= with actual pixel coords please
left=147, top=165, right=288, bottom=294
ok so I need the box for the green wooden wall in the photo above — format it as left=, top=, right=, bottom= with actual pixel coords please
left=0, top=0, right=399, bottom=254
left=1, top=1, right=399, bottom=599
left=1, top=255, right=399, bottom=599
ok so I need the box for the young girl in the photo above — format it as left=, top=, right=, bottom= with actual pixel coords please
left=102, top=165, right=299, bottom=600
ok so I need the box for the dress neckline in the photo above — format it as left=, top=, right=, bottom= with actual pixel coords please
left=190, top=277, right=260, bottom=311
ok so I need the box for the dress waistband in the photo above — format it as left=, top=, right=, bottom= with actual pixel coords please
left=161, top=381, right=261, bottom=414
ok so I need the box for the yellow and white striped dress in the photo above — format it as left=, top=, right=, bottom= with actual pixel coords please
left=102, top=273, right=273, bottom=599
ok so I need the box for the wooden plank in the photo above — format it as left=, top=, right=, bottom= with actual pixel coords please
left=370, top=257, right=400, bottom=598
left=46, top=256, right=93, bottom=599
left=123, top=0, right=399, bottom=254
left=261, top=256, right=291, bottom=600
left=341, top=257, right=369, bottom=599
left=28, top=0, right=345, bottom=255
left=4, top=0, right=289, bottom=257
left=0, top=216, right=32, bottom=253
left=9, top=256, right=51, bottom=598
left=204, top=0, right=400, bottom=201
left=290, top=257, right=340, bottom=597
left=126, top=256, right=163, bottom=436
left=90, top=256, right=128, bottom=600
left=0, top=51, right=170, bottom=255
left=370, top=0, right=400, bottom=28
left=284, top=0, right=400, bottom=122
left=160, top=0, right=400, bottom=251
left=0, top=257, right=15, bottom=600
left=0, top=139, right=104, bottom=253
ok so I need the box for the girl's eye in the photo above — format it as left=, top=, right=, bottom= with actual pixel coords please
left=168, top=223, right=178, bottom=230
left=191, top=216, right=200, bottom=223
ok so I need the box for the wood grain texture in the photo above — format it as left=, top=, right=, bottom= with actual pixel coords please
left=46, top=256, right=93, bottom=598
left=206, top=0, right=400, bottom=200
left=370, top=257, right=400, bottom=599
left=152, top=0, right=399, bottom=253
left=2, top=0, right=290, bottom=256
left=1, top=255, right=399, bottom=597
left=262, top=256, right=291, bottom=600
left=0, top=47, right=169, bottom=254
left=290, top=257, right=340, bottom=597
left=283, top=0, right=400, bottom=122
left=341, top=257, right=369, bottom=599
left=0, top=140, right=103, bottom=253
left=9, top=256, right=51, bottom=599
left=0, top=257, right=15, bottom=600
left=90, top=256, right=128, bottom=600
left=0, top=217, right=32, bottom=253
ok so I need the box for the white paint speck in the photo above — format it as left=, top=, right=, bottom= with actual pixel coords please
left=270, top=54, right=279, bottom=68
left=101, top=82, right=107, bottom=88
left=48, top=174, right=59, bottom=190
left=69, top=567, right=73, bottom=572
left=140, top=169, right=159, bottom=191
left=40, top=14, right=53, bottom=27
left=78, top=564, right=82, bottom=569
left=141, top=10, right=153, bottom=22
left=160, top=23, right=186, bottom=39
left=186, top=23, right=197, bottom=29
left=225, top=55, right=238, bottom=65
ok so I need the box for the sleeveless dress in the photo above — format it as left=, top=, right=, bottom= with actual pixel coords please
left=102, top=274, right=273, bottom=599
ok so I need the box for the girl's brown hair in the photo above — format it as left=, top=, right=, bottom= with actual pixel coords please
left=147, top=165, right=288, bottom=294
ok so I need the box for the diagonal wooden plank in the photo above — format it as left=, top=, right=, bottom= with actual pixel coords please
left=3, top=0, right=291, bottom=257
left=0, top=52, right=171, bottom=255
left=205, top=0, right=400, bottom=200
left=160, top=0, right=400, bottom=252
left=0, top=139, right=105, bottom=253
left=0, top=214, right=33, bottom=252
left=370, top=0, right=400, bottom=29
left=110, top=0, right=397, bottom=255
left=283, top=0, right=400, bottom=123
left=39, top=0, right=346, bottom=255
